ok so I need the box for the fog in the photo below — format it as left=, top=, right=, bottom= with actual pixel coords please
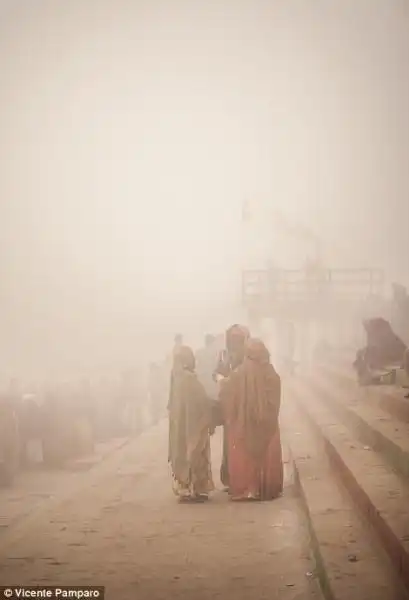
left=1, top=0, right=408, bottom=380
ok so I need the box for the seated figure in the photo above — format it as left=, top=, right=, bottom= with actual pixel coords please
left=353, top=318, right=407, bottom=385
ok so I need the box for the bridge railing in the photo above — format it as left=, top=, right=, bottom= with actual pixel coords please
left=242, top=268, right=385, bottom=319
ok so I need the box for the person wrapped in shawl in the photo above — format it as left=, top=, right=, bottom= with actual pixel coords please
left=168, top=345, right=215, bottom=502
left=220, top=338, right=283, bottom=501
left=353, top=318, right=407, bottom=384
left=0, top=394, right=19, bottom=486
left=213, top=324, right=250, bottom=489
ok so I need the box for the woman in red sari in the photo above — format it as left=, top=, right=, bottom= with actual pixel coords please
left=220, top=338, right=283, bottom=501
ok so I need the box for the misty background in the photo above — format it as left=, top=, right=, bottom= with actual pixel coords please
left=0, top=0, right=408, bottom=380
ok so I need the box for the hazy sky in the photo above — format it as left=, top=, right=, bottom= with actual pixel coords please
left=1, top=0, right=408, bottom=376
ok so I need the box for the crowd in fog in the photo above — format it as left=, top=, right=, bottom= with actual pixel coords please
left=1, top=282, right=409, bottom=491
left=0, top=367, right=170, bottom=486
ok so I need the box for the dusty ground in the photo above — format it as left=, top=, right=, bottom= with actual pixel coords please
left=0, top=422, right=322, bottom=600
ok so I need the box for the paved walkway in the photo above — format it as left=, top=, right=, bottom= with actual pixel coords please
left=0, top=423, right=322, bottom=600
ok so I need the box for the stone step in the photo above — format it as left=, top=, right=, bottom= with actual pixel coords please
left=282, top=399, right=408, bottom=600
left=303, top=374, right=409, bottom=481
left=289, top=382, right=409, bottom=592
left=318, top=364, right=409, bottom=423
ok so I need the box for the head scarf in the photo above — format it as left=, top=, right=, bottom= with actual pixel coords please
left=173, top=345, right=196, bottom=372
left=213, top=325, right=250, bottom=377
left=225, top=324, right=250, bottom=368
left=245, top=337, right=270, bottom=365
left=226, top=324, right=250, bottom=348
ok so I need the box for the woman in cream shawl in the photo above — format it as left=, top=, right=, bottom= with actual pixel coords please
left=168, top=346, right=214, bottom=502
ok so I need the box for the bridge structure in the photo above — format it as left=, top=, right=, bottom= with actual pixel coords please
left=242, top=266, right=385, bottom=323
left=239, top=200, right=386, bottom=341
left=241, top=266, right=386, bottom=357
